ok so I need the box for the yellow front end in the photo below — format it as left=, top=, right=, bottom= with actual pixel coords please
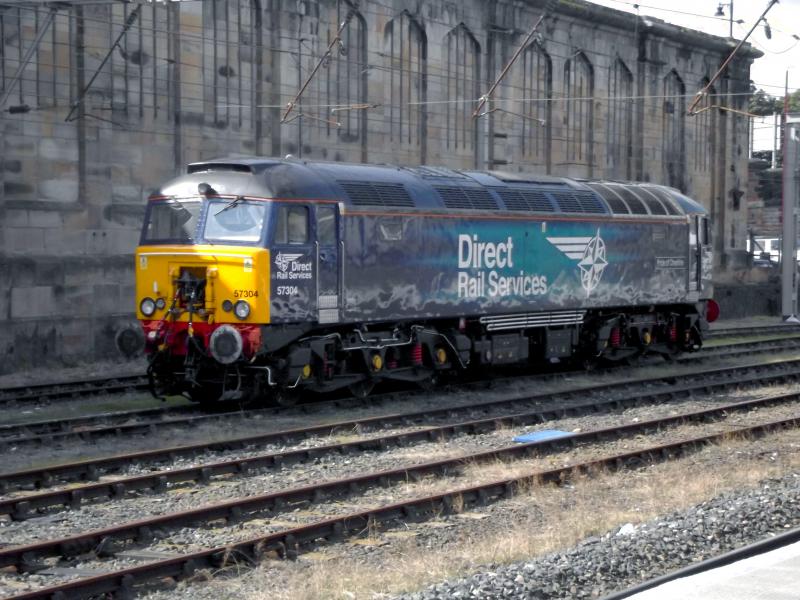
left=135, top=245, right=270, bottom=324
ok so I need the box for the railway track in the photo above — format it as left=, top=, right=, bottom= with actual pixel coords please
left=707, top=323, right=800, bottom=339
left=3, top=334, right=800, bottom=451
left=1, top=368, right=800, bottom=519
left=0, top=374, right=147, bottom=407
left=1, top=352, right=799, bottom=500
left=0, top=324, right=795, bottom=410
left=1, top=393, right=798, bottom=600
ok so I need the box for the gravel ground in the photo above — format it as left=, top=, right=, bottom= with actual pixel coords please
left=0, top=358, right=146, bottom=389
left=1, top=389, right=798, bottom=596
left=1, top=338, right=798, bottom=597
left=136, top=428, right=800, bottom=600
left=1, top=375, right=790, bottom=534
left=397, top=474, right=800, bottom=600
left=4, top=346, right=799, bottom=476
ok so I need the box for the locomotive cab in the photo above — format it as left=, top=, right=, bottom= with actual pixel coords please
left=134, top=164, right=346, bottom=402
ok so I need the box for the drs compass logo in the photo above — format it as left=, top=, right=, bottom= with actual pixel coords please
left=274, top=252, right=304, bottom=274
left=546, top=229, right=608, bottom=295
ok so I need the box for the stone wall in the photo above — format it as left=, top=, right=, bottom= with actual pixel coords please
left=0, top=0, right=759, bottom=371
left=715, top=283, right=780, bottom=319
left=747, top=158, right=781, bottom=238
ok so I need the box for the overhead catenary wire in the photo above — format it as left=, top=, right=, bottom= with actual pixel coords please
left=2, top=0, right=768, bottom=90
left=472, top=0, right=560, bottom=119
left=687, top=0, right=780, bottom=115
left=64, top=3, right=140, bottom=121
left=5, top=64, right=761, bottom=112
left=0, top=2, right=775, bottom=162
left=8, top=100, right=729, bottom=158
left=0, top=4, right=763, bottom=134
left=0, top=0, right=762, bottom=130
left=281, top=1, right=358, bottom=123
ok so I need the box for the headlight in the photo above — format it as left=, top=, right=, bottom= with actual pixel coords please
left=140, top=297, right=156, bottom=317
left=234, top=300, right=250, bottom=320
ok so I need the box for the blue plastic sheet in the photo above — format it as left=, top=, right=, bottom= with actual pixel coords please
left=513, top=429, right=572, bottom=444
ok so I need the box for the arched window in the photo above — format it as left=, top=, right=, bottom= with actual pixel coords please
left=564, top=51, right=594, bottom=165
left=443, top=23, right=480, bottom=165
left=663, top=70, right=686, bottom=190
left=384, top=11, right=427, bottom=161
left=693, top=78, right=716, bottom=173
left=327, top=1, right=367, bottom=146
left=519, top=41, right=551, bottom=162
left=607, top=58, right=633, bottom=179
left=1, top=5, right=73, bottom=109
left=201, top=0, right=259, bottom=129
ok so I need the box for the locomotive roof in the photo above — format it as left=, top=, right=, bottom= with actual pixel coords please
left=157, top=158, right=706, bottom=218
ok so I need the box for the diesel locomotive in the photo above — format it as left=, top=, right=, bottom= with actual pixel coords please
left=129, top=158, right=718, bottom=403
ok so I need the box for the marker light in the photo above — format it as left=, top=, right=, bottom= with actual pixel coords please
left=155, top=298, right=166, bottom=310
left=140, top=297, right=156, bottom=317
left=234, top=300, right=250, bottom=320
left=706, top=299, right=720, bottom=323
left=222, top=300, right=233, bottom=312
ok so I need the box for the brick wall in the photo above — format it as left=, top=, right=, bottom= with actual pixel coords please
left=0, top=0, right=760, bottom=371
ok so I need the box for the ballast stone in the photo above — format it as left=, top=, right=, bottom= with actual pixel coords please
left=394, top=474, right=800, bottom=600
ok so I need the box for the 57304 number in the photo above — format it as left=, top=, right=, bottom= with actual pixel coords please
left=233, top=290, right=259, bottom=298
left=276, top=286, right=298, bottom=296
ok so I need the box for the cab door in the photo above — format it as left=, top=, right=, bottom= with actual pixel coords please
left=271, top=204, right=314, bottom=321
left=690, top=214, right=712, bottom=293
left=315, top=204, right=341, bottom=324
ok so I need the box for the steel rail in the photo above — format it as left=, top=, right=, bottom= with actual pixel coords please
left=0, top=395, right=796, bottom=569
left=0, top=375, right=147, bottom=407
left=0, top=404, right=212, bottom=441
left=5, top=414, right=800, bottom=600
left=3, top=356, right=800, bottom=493
left=0, top=323, right=790, bottom=409
left=2, top=334, right=796, bottom=444
left=0, top=324, right=790, bottom=409
left=0, top=329, right=795, bottom=435
left=1, top=389, right=798, bottom=520
left=707, top=323, right=800, bottom=339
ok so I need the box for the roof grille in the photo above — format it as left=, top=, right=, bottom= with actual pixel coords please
left=549, top=191, right=607, bottom=214
left=187, top=163, right=253, bottom=174
left=643, top=187, right=681, bottom=215
left=637, top=189, right=668, bottom=215
left=407, top=166, right=469, bottom=180
left=609, top=186, right=649, bottom=215
left=435, top=186, right=498, bottom=210
left=497, top=188, right=555, bottom=212
left=489, top=171, right=566, bottom=185
left=586, top=183, right=630, bottom=215
left=338, top=181, right=414, bottom=208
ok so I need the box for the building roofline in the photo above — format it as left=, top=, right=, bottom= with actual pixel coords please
left=526, top=0, right=763, bottom=60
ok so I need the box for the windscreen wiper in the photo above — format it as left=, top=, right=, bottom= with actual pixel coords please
left=215, top=195, right=245, bottom=216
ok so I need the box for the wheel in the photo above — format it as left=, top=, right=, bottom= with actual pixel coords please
left=188, top=384, right=222, bottom=405
left=272, top=388, right=299, bottom=407
left=348, top=380, right=375, bottom=399
left=416, top=373, right=439, bottom=392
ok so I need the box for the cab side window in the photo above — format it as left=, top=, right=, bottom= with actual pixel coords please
left=317, top=206, right=337, bottom=245
left=274, top=206, right=309, bottom=244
